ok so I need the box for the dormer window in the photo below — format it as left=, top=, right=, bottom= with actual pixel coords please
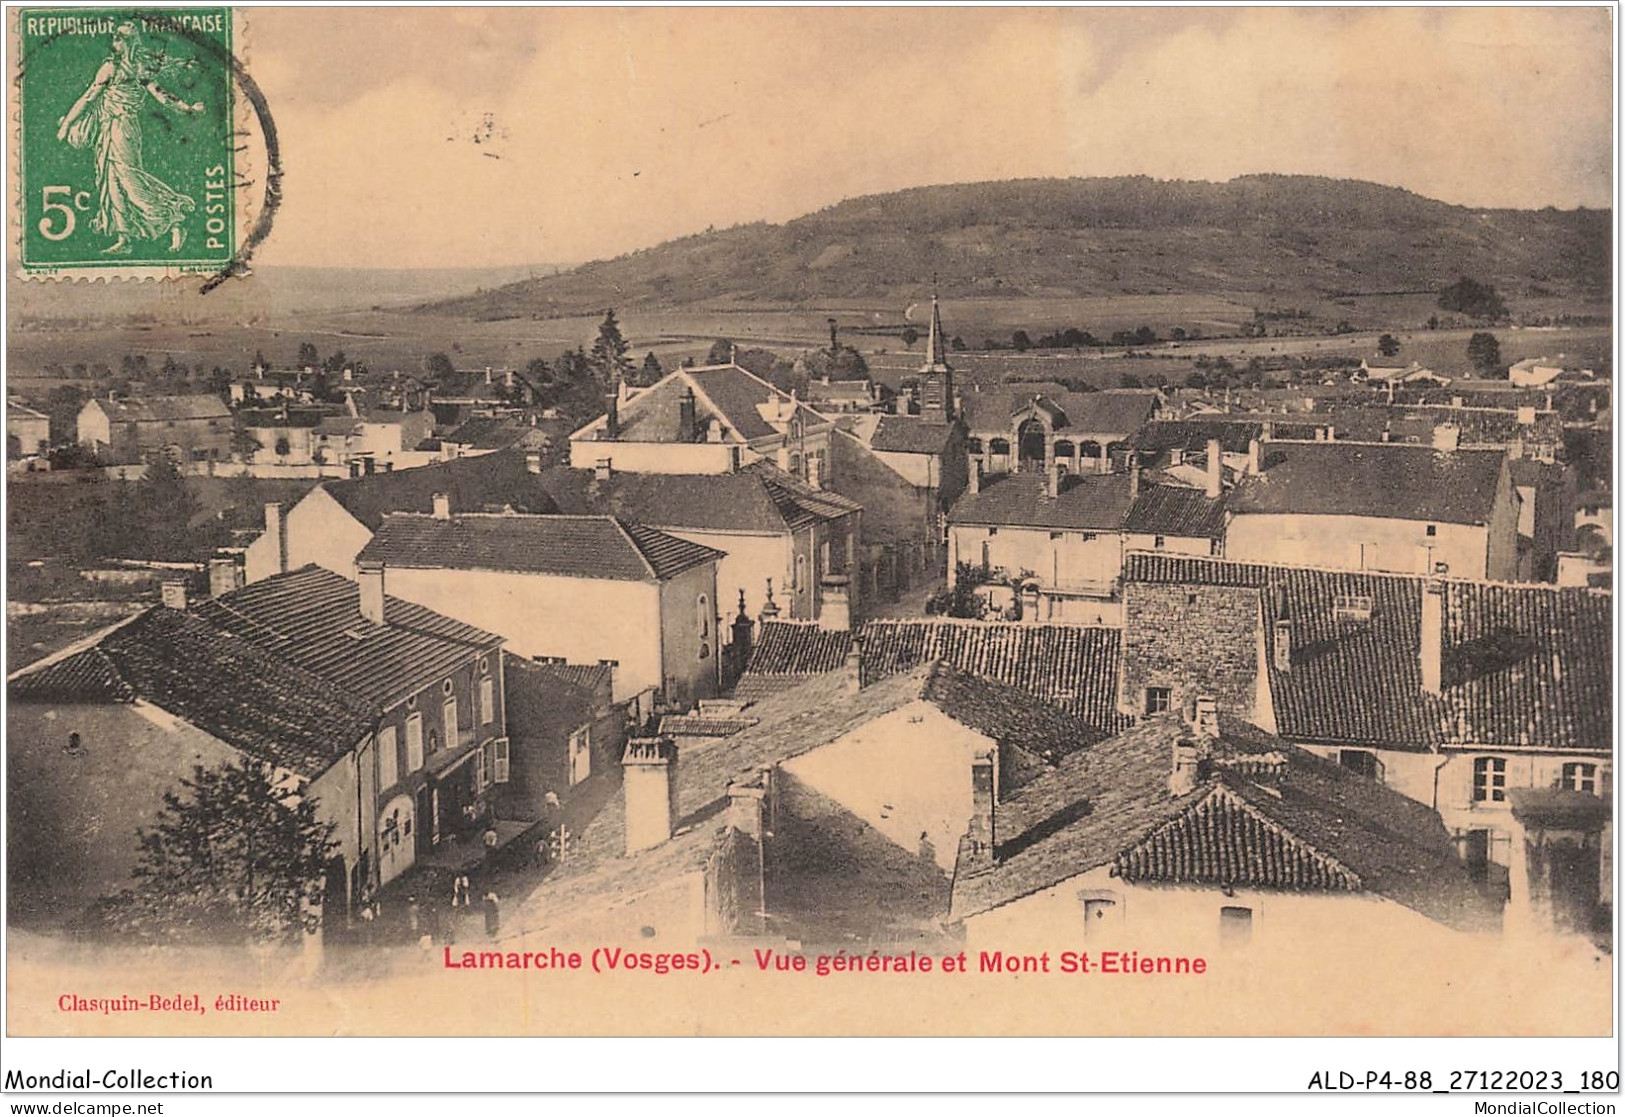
left=1332, top=595, right=1374, bottom=623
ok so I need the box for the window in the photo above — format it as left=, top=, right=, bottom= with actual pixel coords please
left=479, top=676, right=495, bottom=726
left=1332, top=595, right=1374, bottom=623
left=1472, top=757, right=1507, bottom=803
left=697, top=594, right=710, bottom=640
left=1153, top=535, right=1166, bottom=550
left=1050, top=531, right=1065, bottom=540
left=405, top=713, right=423, bottom=772
left=987, top=527, right=998, bottom=536
left=793, top=555, right=806, bottom=593
left=1219, top=905, right=1253, bottom=945
left=1561, top=763, right=1598, bottom=795
left=1209, top=539, right=1223, bottom=557
left=478, top=655, right=490, bottom=674
left=492, top=737, right=510, bottom=784
left=442, top=678, right=454, bottom=696
left=1339, top=749, right=1379, bottom=780
left=1425, top=524, right=1437, bottom=537
left=1079, top=889, right=1121, bottom=936
left=478, top=741, right=493, bottom=790
left=1144, top=686, right=1172, bottom=715
left=378, top=726, right=398, bottom=790
left=443, top=698, right=459, bottom=750
left=64, top=732, right=84, bottom=757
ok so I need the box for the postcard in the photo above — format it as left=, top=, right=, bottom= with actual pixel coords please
left=3, top=4, right=1615, bottom=1092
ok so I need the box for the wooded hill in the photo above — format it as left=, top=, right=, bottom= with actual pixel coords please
left=420, top=175, right=1611, bottom=319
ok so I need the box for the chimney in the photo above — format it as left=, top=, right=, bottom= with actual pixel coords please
left=759, top=579, right=780, bottom=622
left=594, top=457, right=613, bottom=482
left=1205, top=438, right=1222, bottom=499
left=1326, top=425, right=1336, bottom=442
left=727, top=779, right=766, bottom=842
left=968, top=461, right=981, bottom=495
left=1191, top=694, right=1220, bottom=740
left=358, top=560, right=386, bottom=625
left=484, top=366, right=493, bottom=385
left=1168, top=736, right=1208, bottom=797
left=1273, top=619, right=1293, bottom=671
left=209, top=555, right=243, bottom=598
left=525, top=451, right=543, bottom=475
left=842, top=636, right=863, bottom=693
left=677, top=385, right=697, bottom=442
left=1247, top=437, right=1261, bottom=475
left=1046, top=458, right=1061, bottom=499
left=1420, top=578, right=1444, bottom=695
left=160, top=580, right=188, bottom=611
left=958, top=749, right=998, bottom=878
left=603, top=388, right=619, bottom=439
left=505, top=367, right=515, bottom=389
left=264, top=502, right=288, bottom=574
left=622, top=736, right=679, bottom=854
left=817, top=573, right=852, bottom=632
left=431, top=491, right=451, bottom=520
left=1516, top=405, right=1536, bottom=426
left=1432, top=424, right=1460, bottom=452
left=1128, top=456, right=1141, bottom=502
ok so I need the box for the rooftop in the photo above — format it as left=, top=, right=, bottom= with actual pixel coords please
left=88, top=395, right=232, bottom=423
left=189, top=565, right=504, bottom=713
left=951, top=714, right=1503, bottom=932
left=867, top=414, right=960, bottom=455
left=580, top=364, right=831, bottom=445
left=357, top=513, right=723, bottom=582
left=948, top=471, right=1137, bottom=531
left=1129, top=419, right=1263, bottom=455
left=1228, top=442, right=1507, bottom=525
left=9, top=603, right=377, bottom=779
left=739, top=618, right=1129, bottom=734
left=1124, top=553, right=1612, bottom=754
left=538, top=461, right=859, bottom=535
left=1121, top=484, right=1227, bottom=539
left=959, top=385, right=1157, bottom=435
left=321, top=449, right=557, bottom=530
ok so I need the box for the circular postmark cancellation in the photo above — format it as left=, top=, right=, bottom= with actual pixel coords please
left=13, top=7, right=278, bottom=287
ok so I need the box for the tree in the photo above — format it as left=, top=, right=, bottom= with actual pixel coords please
left=925, top=563, right=993, bottom=620
left=1438, top=277, right=1508, bottom=321
left=295, top=342, right=320, bottom=370
left=900, top=326, right=920, bottom=349
left=1377, top=333, right=1401, bottom=358
left=706, top=338, right=735, bottom=365
left=640, top=351, right=664, bottom=385
left=588, top=309, right=634, bottom=387
left=1011, top=330, right=1032, bottom=353
left=424, top=352, right=457, bottom=386
left=95, top=758, right=336, bottom=945
left=1467, top=332, right=1505, bottom=377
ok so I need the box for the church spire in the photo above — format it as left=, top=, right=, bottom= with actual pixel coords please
left=922, top=276, right=950, bottom=374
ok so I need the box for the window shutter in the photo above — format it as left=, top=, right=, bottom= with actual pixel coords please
left=494, top=738, right=510, bottom=784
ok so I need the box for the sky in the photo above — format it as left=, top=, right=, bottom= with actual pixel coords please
left=243, top=6, right=1615, bottom=270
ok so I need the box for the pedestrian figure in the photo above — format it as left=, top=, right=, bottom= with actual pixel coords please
left=406, top=894, right=421, bottom=935
left=482, top=825, right=499, bottom=862
left=483, top=891, right=500, bottom=938
left=452, top=874, right=470, bottom=909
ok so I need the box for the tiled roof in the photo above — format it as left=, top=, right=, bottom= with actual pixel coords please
left=1129, top=419, right=1263, bottom=454
left=1120, top=484, right=1226, bottom=538
left=95, top=395, right=231, bottom=423
left=189, top=565, right=503, bottom=713
left=9, top=401, right=49, bottom=421
left=8, top=606, right=373, bottom=778
left=741, top=618, right=1130, bottom=734
left=539, top=462, right=858, bottom=535
left=658, top=713, right=762, bottom=738
left=960, top=386, right=1156, bottom=436
left=918, top=662, right=1105, bottom=762
left=951, top=715, right=1501, bottom=931
left=442, top=416, right=532, bottom=450
left=688, top=365, right=828, bottom=441
left=1123, top=553, right=1612, bottom=754
left=948, top=471, right=1136, bottom=530
left=1228, top=443, right=1506, bottom=524
left=357, top=513, right=722, bottom=582
left=868, top=415, right=958, bottom=455
left=322, top=450, right=557, bottom=529
left=526, top=661, right=614, bottom=694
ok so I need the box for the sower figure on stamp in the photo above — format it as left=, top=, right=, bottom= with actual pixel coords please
left=55, top=22, right=202, bottom=255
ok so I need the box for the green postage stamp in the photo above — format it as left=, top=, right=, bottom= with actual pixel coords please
left=15, top=8, right=239, bottom=278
